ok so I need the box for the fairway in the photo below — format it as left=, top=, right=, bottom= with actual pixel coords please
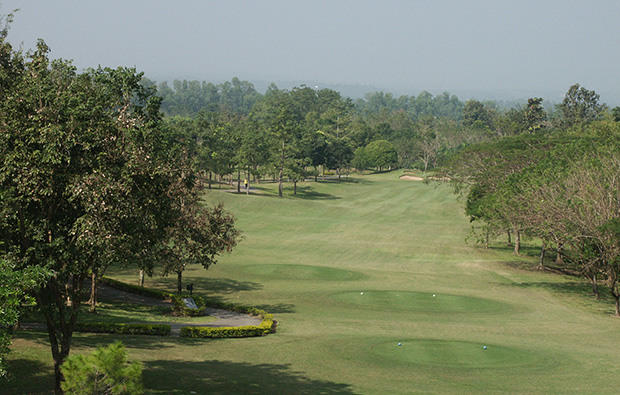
left=8, top=171, right=620, bottom=394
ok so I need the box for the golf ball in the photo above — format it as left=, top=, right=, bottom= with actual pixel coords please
left=483, top=346, right=487, bottom=350
left=361, top=292, right=363, bottom=295
left=433, top=294, right=435, bottom=297
left=398, top=343, right=402, bottom=346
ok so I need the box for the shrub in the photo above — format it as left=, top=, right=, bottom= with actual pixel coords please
left=61, top=341, right=143, bottom=395
left=180, top=314, right=275, bottom=338
left=74, top=322, right=170, bottom=336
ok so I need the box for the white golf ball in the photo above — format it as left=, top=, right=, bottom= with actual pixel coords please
left=483, top=346, right=487, bottom=350
left=433, top=294, right=435, bottom=297
left=398, top=343, right=402, bottom=346
left=361, top=292, right=363, bottom=295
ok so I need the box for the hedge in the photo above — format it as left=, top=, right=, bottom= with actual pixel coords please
left=74, top=322, right=171, bottom=336
left=101, top=277, right=277, bottom=338
left=180, top=314, right=275, bottom=338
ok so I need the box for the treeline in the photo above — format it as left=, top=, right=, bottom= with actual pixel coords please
left=155, top=76, right=617, bottom=191
left=441, top=84, right=620, bottom=315
left=154, top=81, right=499, bottom=184
left=145, top=76, right=262, bottom=116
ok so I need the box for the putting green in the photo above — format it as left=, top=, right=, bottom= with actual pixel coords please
left=331, top=291, right=510, bottom=314
left=238, top=264, right=367, bottom=281
left=371, top=339, right=546, bottom=369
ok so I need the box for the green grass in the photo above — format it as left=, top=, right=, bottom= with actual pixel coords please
left=75, top=302, right=218, bottom=325
left=7, top=170, right=620, bottom=394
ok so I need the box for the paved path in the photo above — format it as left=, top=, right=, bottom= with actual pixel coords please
left=21, top=284, right=263, bottom=337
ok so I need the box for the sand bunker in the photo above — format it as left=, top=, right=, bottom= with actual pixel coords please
left=399, top=175, right=424, bottom=181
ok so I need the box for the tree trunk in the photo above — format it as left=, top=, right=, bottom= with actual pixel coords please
left=88, top=271, right=97, bottom=313
left=513, top=228, right=521, bottom=255
left=507, top=230, right=512, bottom=246
left=612, top=286, right=620, bottom=317
left=337, top=168, right=341, bottom=182
left=208, top=172, right=212, bottom=190
left=537, top=241, right=546, bottom=270
left=177, top=271, right=183, bottom=295
left=591, top=272, right=599, bottom=299
left=556, top=243, right=564, bottom=265
left=139, top=269, right=145, bottom=287
left=38, top=278, right=82, bottom=395
left=246, top=167, right=250, bottom=195
left=293, top=180, right=297, bottom=195
left=237, top=169, right=241, bottom=193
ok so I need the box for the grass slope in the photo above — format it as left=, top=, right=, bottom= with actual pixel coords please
left=7, top=171, right=620, bottom=394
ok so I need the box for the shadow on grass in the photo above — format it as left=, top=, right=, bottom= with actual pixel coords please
left=253, top=303, right=296, bottom=314
left=509, top=280, right=599, bottom=298
left=4, top=358, right=54, bottom=395
left=148, top=277, right=263, bottom=297
left=143, top=359, right=359, bottom=394
left=78, top=302, right=173, bottom=324
left=293, top=186, right=340, bottom=200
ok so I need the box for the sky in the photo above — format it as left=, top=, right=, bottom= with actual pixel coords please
left=2, top=1, right=620, bottom=103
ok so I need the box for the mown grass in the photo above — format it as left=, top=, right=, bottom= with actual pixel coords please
left=7, top=170, right=620, bottom=394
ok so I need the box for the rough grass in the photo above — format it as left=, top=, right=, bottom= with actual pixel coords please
left=7, top=170, right=620, bottom=394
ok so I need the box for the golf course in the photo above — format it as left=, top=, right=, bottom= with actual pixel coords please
left=8, top=171, right=620, bottom=394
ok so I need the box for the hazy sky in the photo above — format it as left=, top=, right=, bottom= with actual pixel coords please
left=2, top=1, right=620, bottom=102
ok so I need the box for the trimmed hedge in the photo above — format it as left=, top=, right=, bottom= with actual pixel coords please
left=74, top=322, right=171, bottom=336
left=101, top=277, right=277, bottom=338
left=180, top=314, right=275, bottom=338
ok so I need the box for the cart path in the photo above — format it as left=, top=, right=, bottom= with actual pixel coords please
left=21, top=284, right=263, bottom=337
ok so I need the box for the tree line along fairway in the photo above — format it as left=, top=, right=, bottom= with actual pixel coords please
left=9, top=171, right=620, bottom=394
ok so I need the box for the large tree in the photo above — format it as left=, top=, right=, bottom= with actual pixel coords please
left=558, top=83, right=607, bottom=129
left=0, top=34, right=226, bottom=392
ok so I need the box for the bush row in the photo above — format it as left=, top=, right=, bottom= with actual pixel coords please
left=74, top=322, right=171, bottom=336
left=180, top=314, right=275, bottom=338
left=101, top=277, right=277, bottom=338
left=200, top=298, right=265, bottom=317
left=169, top=294, right=207, bottom=317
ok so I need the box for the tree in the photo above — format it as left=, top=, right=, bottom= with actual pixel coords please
left=60, top=342, right=143, bottom=395
left=161, top=196, right=240, bottom=294
left=252, top=88, right=302, bottom=197
left=324, top=137, right=354, bottom=181
left=462, top=100, right=493, bottom=130
left=364, top=140, right=398, bottom=171
left=0, top=36, right=195, bottom=392
left=0, top=260, right=48, bottom=378
left=524, top=98, right=547, bottom=132
left=558, top=83, right=607, bottom=129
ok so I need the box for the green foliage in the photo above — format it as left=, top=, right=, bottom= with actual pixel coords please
left=180, top=314, right=274, bottom=338
left=462, top=100, right=494, bottom=131
left=363, top=140, right=398, bottom=170
left=558, top=83, right=607, bottom=129
left=0, top=259, right=48, bottom=379
left=355, top=90, right=464, bottom=121
left=156, top=77, right=261, bottom=116
left=60, top=341, right=143, bottom=395
left=74, top=322, right=171, bottom=336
